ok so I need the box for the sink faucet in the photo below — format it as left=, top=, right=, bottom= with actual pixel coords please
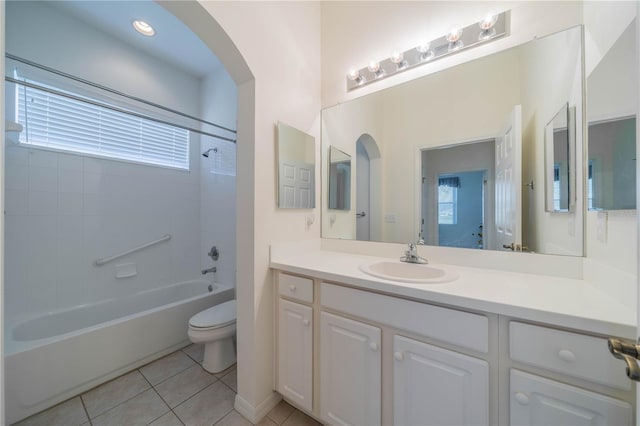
left=201, top=266, right=217, bottom=275
left=400, top=242, right=428, bottom=264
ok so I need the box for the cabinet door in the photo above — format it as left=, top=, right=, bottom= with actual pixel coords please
left=510, top=369, right=633, bottom=425
left=278, top=299, right=313, bottom=412
left=393, top=335, right=489, bottom=426
left=320, top=312, right=381, bottom=426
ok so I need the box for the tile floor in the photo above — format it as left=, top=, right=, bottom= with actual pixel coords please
left=15, top=344, right=321, bottom=426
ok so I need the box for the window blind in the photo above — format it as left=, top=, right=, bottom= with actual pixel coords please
left=17, top=78, right=190, bottom=170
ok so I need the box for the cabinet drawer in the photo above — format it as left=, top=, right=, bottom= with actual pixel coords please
left=321, top=283, right=488, bottom=353
left=278, top=273, right=313, bottom=303
left=509, top=321, right=630, bottom=390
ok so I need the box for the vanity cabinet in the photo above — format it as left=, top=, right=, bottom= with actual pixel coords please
left=320, top=312, right=381, bottom=426
left=276, top=274, right=314, bottom=412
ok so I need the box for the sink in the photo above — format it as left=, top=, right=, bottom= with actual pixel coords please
left=359, top=260, right=458, bottom=284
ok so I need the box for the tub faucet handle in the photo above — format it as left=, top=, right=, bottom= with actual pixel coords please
left=208, top=246, right=219, bottom=261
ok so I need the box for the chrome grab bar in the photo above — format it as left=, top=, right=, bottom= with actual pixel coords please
left=608, top=337, right=640, bottom=381
left=94, top=234, right=172, bottom=266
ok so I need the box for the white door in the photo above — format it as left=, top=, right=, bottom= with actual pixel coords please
left=356, top=141, right=370, bottom=241
left=393, top=335, right=489, bottom=426
left=277, top=299, right=313, bottom=412
left=495, top=105, right=522, bottom=251
left=279, top=160, right=313, bottom=208
left=510, top=370, right=632, bottom=425
left=320, top=312, right=381, bottom=426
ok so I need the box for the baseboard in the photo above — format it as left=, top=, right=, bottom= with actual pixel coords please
left=234, top=391, right=282, bottom=424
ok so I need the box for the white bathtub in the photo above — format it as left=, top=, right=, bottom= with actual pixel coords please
left=5, top=279, right=234, bottom=424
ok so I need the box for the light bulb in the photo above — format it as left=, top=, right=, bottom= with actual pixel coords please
left=390, top=50, right=404, bottom=64
left=132, top=20, right=155, bottom=37
left=448, top=40, right=464, bottom=52
left=347, top=69, right=361, bottom=81
left=416, top=42, right=431, bottom=54
left=478, top=27, right=497, bottom=41
left=367, top=61, right=381, bottom=73
left=479, top=12, right=498, bottom=30
left=446, top=27, right=463, bottom=43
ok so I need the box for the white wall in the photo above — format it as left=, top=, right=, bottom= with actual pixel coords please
left=200, top=69, right=238, bottom=287
left=3, top=1, right=205, bottom=323
left=1, top=1, right=6, bottom=422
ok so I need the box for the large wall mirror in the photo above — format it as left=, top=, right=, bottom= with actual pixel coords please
left=277, top=122, right=316, bottom=209
left=587, top=18, right=637, bottom=211
left=321, top=25, right=584, bottom=256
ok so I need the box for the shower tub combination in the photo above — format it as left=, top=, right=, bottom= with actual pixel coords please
left=5, top=279, right=234, bottom=424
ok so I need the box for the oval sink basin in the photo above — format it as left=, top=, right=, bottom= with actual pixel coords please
left=359, top=261, right=458, bottom=284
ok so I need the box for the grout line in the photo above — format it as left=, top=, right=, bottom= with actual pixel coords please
left=143, top=388, right=172, bottom=426
left=79, top=396, right=93, bottom=426
left=212, top=406, right=236, bottom=426
left=87, top=386, right=153, bottom=422
left=280, top=407, right=296, bottom=426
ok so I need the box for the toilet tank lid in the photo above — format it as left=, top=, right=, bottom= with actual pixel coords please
left=189, top=300, right=236, bottom=328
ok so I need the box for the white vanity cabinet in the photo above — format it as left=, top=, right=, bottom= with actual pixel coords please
left=393, top=335, right=489, bottom=426
left=320, top=312, right=381, bottom=426
left=276, top=274, right=314, bottom=412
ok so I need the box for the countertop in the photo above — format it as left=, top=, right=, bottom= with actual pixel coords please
left=271, top=249, right=636, bottom=338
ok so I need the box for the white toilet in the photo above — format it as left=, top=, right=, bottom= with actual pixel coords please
left=188, top=299, right=236, bottom=373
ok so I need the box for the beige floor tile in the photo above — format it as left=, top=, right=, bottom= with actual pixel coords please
left=91, top=389, right=169, bottom=426
left=266, top=400, right=295, bottom=425
left=255, top=416, right=278, bottom=426
left=140, top=351, right=196, bottom=385
left=220, top=367, right=237, bottom=392
left=154, top=364, right=217, bottom=408
left=182, top=344, right=205, bottom=363
left=14, top=397, right=88, bottom=426
left=214, top=363, right=237, bottom=379
left=148, top=411, right=183, bottom=426
left=81, top=370, right=150, bottom=418
left=281, top=410, right=322, bottom=426
left=214, top=410, right=252, bottom=426
left=174, top=381, right=235, bottom=426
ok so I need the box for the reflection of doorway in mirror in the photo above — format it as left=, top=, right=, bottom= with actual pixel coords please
left=355, top=134, right=382, bottom=241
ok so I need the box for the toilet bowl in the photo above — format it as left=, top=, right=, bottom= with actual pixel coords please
left=188, top=299, right=236, bottom=373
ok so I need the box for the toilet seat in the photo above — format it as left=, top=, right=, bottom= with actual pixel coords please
left=189, top=300, right=236, bottom=330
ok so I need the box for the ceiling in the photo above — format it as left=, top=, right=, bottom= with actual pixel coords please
left=50, top=0, right=223, bottom=79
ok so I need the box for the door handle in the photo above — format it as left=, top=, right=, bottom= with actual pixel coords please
left=503, top=243, right=515, bottom=250
left=608, top=338, right=640, bottom=381
left=356, top=211, right=366, bottom=218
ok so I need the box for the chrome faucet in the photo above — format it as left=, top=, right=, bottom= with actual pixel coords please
left=400, top=242, right=428, bottom=264
left=201, top=266, right=217, bottom=275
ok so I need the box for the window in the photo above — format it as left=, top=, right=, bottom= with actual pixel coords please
left=438, top=177, right=459, bottom=225
left=553, top=163, right=561, bottom=211
left=16, top=77, right=190, bottom=170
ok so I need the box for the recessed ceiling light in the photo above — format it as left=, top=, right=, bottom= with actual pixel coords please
left=132, top=20, right=155, bottom=37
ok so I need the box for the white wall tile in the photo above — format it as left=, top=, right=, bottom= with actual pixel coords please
left=83, top=172, right=102, bottom=194
left=28, top=149, right=58, bottom=168
left=58, top=192, right=83, bottom=216
left=5, top=145, right=29, bottom=165
left=5, top=189, right=29, bottom=216
left=4, top=162, right=28, bottom=191
left=58, top=169, right=84, bottom=193
left=29, top=166, right=58, bottom=192
left=58, top=152, right=84, bottom=171
left=29, top=191, right=58, bottom=215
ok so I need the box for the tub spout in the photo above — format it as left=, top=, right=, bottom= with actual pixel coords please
left=201, top=266, right=217, bottom=275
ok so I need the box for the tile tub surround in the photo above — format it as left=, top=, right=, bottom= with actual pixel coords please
left=13, top=344, right=320, bottom=426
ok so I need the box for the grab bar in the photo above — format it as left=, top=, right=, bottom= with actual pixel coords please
left=94, top=234, right=172, bottom=266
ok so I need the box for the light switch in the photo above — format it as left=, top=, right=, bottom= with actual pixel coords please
left=384, top=214, right=397, bottom=223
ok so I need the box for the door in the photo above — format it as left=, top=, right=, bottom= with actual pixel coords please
left=279, top=160, right=313, bottom=208
left=393, top=335, right=489, bottom=426
left=495, top=105, right=522, bottom=251
left=510, top=370, right=632, bottom=425
left=278, top=299, right=313, bottom=411
left=320, top=312, right=381, bottom=426
left=356, top=140, right=370, bottom=240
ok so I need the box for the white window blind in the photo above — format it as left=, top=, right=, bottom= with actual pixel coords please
left=16, top=78, right=190, bottom=170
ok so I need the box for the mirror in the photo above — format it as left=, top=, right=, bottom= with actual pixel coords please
left=587, top=19, right=637, bottom=211
left=544, top=103, right=573, bottom=212
left=328, top=146, right=351, bottom=210
left=322, top=26, right=583, bottom=256
left=277, top=121, right=316, bottom=209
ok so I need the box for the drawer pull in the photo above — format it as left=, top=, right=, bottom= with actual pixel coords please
left=303, top=319, right=310, bottom=326
left=394, top=352, right=404, bottom=362
left=558, top=349, right=576, bottom=362
left=289, top=285, right=297, bottom=292
left=369, top=342, right=379, bottom=351
left=514, top=392, right=529, bottom=405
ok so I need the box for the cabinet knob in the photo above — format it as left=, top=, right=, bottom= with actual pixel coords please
left=303, top=319, right=310, bottom=326
left=369, top=342, right=379, bottom=351
left=514, top=392, right=529, bottom=405
left=558, top=349, right=576, bottom=362
left=394, top=352, right=404, bottom=362
left=289, top=285, right=296, bottom=292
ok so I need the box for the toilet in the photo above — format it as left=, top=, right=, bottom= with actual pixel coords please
left=188, top=299, right=236, bottom=373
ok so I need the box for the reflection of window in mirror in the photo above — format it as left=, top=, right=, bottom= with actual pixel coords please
left=438, top=177, right=459, bottom=225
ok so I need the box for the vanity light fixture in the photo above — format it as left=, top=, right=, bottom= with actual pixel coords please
left=346, top=10, right=509, bottom=91
left=132, top=20, right=155, bottom=37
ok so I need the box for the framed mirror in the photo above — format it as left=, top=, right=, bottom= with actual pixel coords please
left=277, top=121, right=315, bottom=209
left=328, top=146, right=351, bottom=210
left=321, top=25, right=584, bottom=256
left=544, top=103, right=574, bottom=213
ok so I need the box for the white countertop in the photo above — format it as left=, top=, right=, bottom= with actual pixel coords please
left=271, top=249, right=636, bottom=338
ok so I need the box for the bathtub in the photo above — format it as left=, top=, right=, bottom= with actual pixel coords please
left=5, top=279, right=234, bottom=424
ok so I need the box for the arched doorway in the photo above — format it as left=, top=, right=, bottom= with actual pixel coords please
left=355, top=134, right=381, bottom=241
